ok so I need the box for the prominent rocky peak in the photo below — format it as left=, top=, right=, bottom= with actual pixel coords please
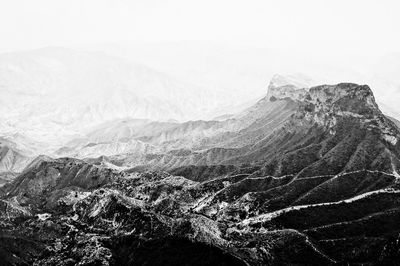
left=268, top=75, right=377, bottom=108
left=299, top=83, right=382, bottom=121
left=267, top=75, right=379, bottom=114
left=308, top=84, right=400, bottom=146
left=266, top=76, right=400, bottom=145
left=308, top=83, right=377, bottom=108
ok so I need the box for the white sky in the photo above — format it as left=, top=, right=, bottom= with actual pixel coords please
left=1, top=0, right=399, bottom=57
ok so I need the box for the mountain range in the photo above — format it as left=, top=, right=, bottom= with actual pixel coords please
left=0, top=47, right=259, bottom=156
left=1, top=70, right=400, bottom=265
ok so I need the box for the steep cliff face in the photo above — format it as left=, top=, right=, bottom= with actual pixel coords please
left=267, top=79, right=379, bottom=122
left=269, top=81, right=399, bottom=144
left=254, top=80, right=400, bottom=177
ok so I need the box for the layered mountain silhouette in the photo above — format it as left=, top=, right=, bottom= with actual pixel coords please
left=0, top=47, right=256, bottom=157
left=1, top=75, right=400, bottom=265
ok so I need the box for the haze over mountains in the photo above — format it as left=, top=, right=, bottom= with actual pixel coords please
left=0, top=45, right=399, bottom=192
left=1, top=0, right=400, bottom=264
left=1, top=68, right=400, bottom=264
left=0, top=47, right=260, bottom=155
left=1, top=45, right=400, bottom=161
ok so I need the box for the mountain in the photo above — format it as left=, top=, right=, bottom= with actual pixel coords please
left=252, top=81, right=400, bottom=177
left=0, top=47, right=236, bottom=155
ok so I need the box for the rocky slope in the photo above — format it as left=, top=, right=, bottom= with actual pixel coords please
left=1, top=155, right=400, bottom=265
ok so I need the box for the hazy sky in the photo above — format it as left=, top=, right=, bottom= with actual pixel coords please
left=1, top=0, right=399, bottom=57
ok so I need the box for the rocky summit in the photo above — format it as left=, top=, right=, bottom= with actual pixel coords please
left=1, top=76, right=400, bottom=266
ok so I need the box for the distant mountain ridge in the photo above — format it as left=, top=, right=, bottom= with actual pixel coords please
left=0, top=47, right=248, bottom=155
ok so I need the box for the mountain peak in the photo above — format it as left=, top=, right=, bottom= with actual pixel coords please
left=266, top=77, right=399, bottom=145
left=267, top=76, right=378, bottom=113
left=303, top=83, right=399, bottom=146
left=309, top=83, right=376, bottom=106
left=303, top=83, right=380, bottom=119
